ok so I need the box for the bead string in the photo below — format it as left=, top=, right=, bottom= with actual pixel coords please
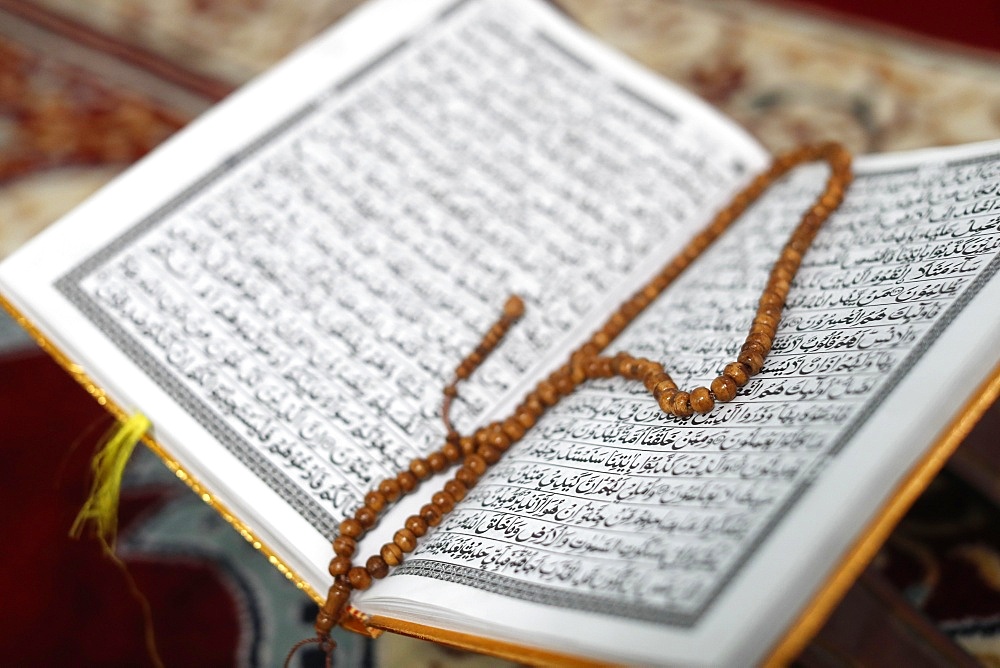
left=285, top=142, right=852, bottom=667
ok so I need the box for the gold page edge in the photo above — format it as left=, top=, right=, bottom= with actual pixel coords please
left=368, top=615, right=613, bottom=667
left=0, top=291, right=329, bottom=607
left=762, top=357, right=1000, bottom=667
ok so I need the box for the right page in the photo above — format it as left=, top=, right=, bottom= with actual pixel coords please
left=357, top=140, right=1000, bottom=666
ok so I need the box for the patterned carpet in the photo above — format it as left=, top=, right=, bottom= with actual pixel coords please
left=1, top=0, right=1000, bottom=665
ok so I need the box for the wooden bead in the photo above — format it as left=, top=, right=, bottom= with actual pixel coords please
left=783, top=247, right=802, bottom=266
left=459, top=436, right=476, bottom=455
left=380, top=542, right=403, bottom=566
left=364, top=490, right=386, bottom=512
left=378, top=479, right=401, bottom=502
left=420, top=503, right=443, bottom=527
left=724, top=362, right=750, bottom=387
left=322, top=580, right=351, bottom=612
left=427, top=451, right=448, bottom=473
left=759, top=292, right=783, bottom=310
left=489, top=430, right=512, bottom=452
left=355, top=505, right=377, bottom=529
left=554, top=371, right=574, bottom=395
left=316, top=581, right=351, bottom=634
left=689, top=387, right=715, bottom=414
left=465, top=454, right=487, bottom=475
left=445, top=479, right=468, bottom=503
left=644, top=371, right=667, bottom=392
left=503, top=295, right=525, bottom=319
left=613, top=352, right=632, bottom=375
left=348, top=566, right=372, bottom=590
left=393, top=528, right=417, bottom=552
left=788, top=233, right=809, bottom=255
left=672, top=391, right=693, bottom=418
left=524, top=394, right=545, bottom=416
left=432, top=491, right=456, bottom=513
left=366, top=555, right=389, bottom=579
left=777, top=256, right=799, bottom=275
left=738, top=349, right=765, bottom=375
left=315, top=610, right=337, bottom=636
left=772, top=264, right=794, bottom=283
left=442, top=440, right=462, bottom=462
left=746, top=331, right=773, bottom=352
left=397, top=470, right=418, bottom=493
left=502, top=417, right=525, bottom=441
left=653, top=378, right=677, bottom=398
left=537, top=381, right=558, bottom=406
left=657, top=388, right=678, bottom=414
left=515, top=409, right=536, bottom=430
left=768, top=277, right=791, bottom=295
left=759, top=301, right=782, bottom=316
left=711, top=375, right=738, bottom=402
left=328, top=555, right=351, bottom=577
left=479, top=444, right=502, bottom=465
left=405, top=515, right=428, bottom=537
left=339, top=518, right=363, bottom=539
left=750, top=323, right=776, bottom=342
left=741, top=341, right=767, bottom=359
left=409, top=458, right=431, bottom=480
left=333, top=535, right=357, bottom=557
left=456, top=465, right=479, bottom=487
left=821, top=192, right=840, bottom=208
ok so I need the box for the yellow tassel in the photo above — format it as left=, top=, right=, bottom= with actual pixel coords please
left=69, top=413, right=163, bottom=668
left=69, top=412, right=150, bottom=554
left=69, top=412, right=164, bottom=668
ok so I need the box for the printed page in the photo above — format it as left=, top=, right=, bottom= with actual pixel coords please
left=357, top=141, right=1000, bottom=665
left=0, top=0, right=764, bottom=600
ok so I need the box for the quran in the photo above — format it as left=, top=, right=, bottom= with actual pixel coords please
left=2, top=0, right=1000, bottom=664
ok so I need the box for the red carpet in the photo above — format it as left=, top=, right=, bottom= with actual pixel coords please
left=0, top=350, right=242, bottom=666
left=794, top=0, right=1000, bottom=52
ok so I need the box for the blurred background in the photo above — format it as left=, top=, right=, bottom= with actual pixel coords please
left=1, top=0, right=999, bottom=665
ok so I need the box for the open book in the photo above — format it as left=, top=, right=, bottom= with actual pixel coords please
left=3, top=0, right=1000, bottom=664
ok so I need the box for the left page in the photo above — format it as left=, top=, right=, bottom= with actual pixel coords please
left=0, top=0, right=765, bottom=600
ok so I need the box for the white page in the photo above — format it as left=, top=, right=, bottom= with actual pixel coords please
left=358, top=140, right=1000, bottom=665
left=0, top=0, right=765, bottom=623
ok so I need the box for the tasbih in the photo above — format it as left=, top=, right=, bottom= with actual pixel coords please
left=285, top=142, right=852, bottom=666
